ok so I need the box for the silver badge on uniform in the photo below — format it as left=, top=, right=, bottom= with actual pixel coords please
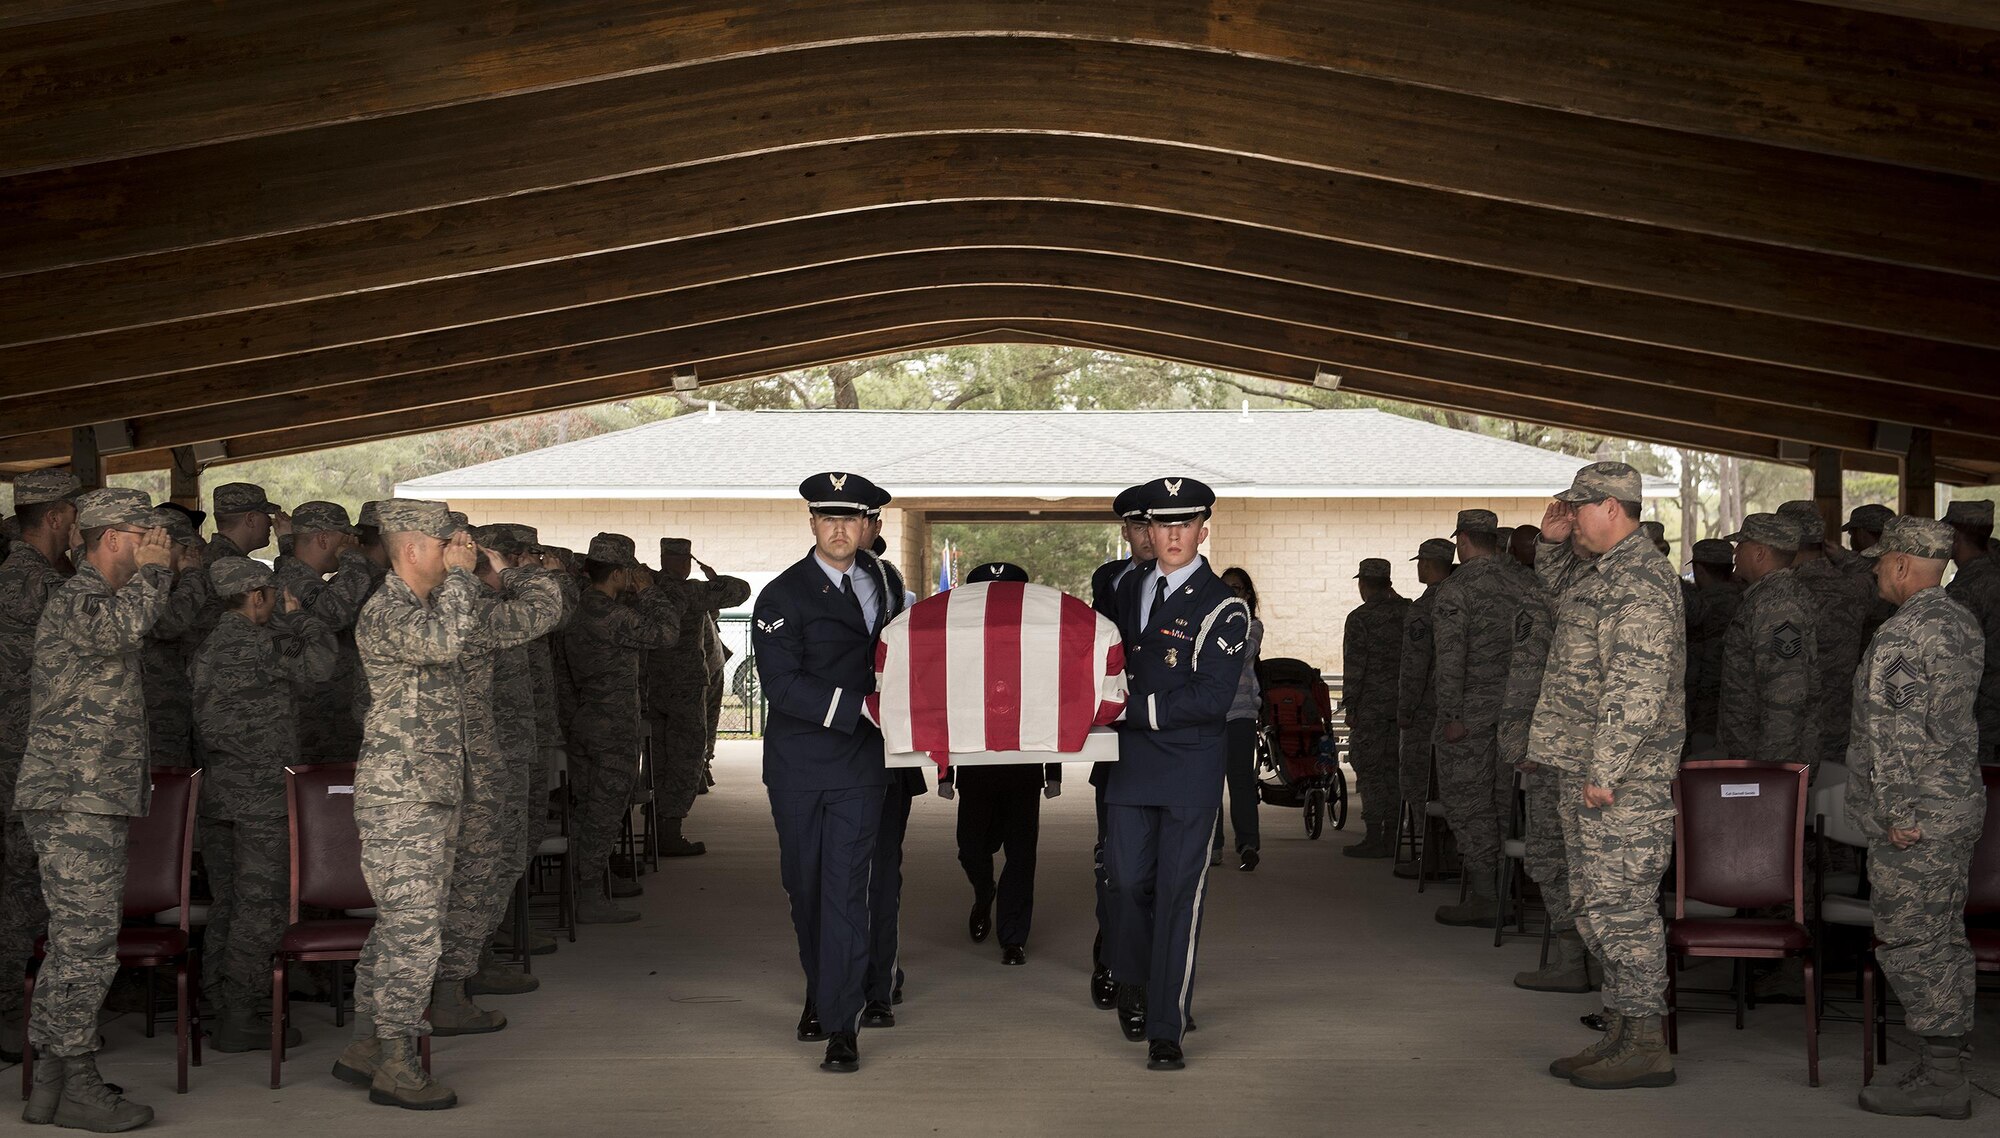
left=1164, top=648, right=1180, bottom=669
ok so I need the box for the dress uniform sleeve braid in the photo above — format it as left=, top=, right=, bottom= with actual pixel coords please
left=753, top=584, right=867, bottom=735
left=53, top=563, right=173, bottom=653
left=1129, top=596, right=1250, bottom=731
left=1588, top=578, right=1677, bottom=787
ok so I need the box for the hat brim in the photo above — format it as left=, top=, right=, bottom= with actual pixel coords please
left=1145, top=507, right=1211, bottom=522
left=807, top=504, right=870, bottom=518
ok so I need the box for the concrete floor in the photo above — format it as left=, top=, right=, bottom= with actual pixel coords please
left=18, top=739, right=1994, bottom=1135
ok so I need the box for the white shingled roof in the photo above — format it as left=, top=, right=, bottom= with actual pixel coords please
left=398, top=409, right=1674, bottom=500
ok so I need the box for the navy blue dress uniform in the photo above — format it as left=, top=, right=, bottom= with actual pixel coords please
left=861, top=487, right=920, bottom=1027
left=940, top=562, right=1060, bottom=965
left=1087, top=485, right=1151, bottom=1009
left=752, top=472, right=901, bottom=1072
left=1103, top=478, right=1251, bottom=1070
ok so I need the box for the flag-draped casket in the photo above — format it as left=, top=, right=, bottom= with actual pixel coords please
left=870, top=581, right=1127, bottom=768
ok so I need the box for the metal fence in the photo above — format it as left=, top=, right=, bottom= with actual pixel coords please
left=716, top=614, right=762, bottom=736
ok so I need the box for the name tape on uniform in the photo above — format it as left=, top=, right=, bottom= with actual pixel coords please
left=1720, top=783, right=1761, bottom=799
left=329, top=785, right=355, bottom=795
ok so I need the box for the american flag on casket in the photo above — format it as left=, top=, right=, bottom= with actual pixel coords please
left=868, top=581, right=1128, bottom=770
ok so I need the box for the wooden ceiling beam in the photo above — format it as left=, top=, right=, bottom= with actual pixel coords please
left=7, top=1, right=1993, bottom=178
left=5, top=38, right=1990, bottom=279
left=12, top=201, right=1995, bottom=415
left=9, top=281, right=1983, bottom=471
left=5, top=252, right=1987, bottom=450
left=10, top=136, right=1992, bottom=355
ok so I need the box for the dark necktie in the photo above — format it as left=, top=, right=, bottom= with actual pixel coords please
left=1150, top=577, right=1169, bottom=630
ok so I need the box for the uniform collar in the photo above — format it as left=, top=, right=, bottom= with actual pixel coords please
left=813, top=551, right=861, bottom=589
left=1150, top=556, right=1205, bottom=594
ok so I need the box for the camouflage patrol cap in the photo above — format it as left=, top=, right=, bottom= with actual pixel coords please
left=210, top=555, right=274, bottom=598
left=1723, top=512, right=1803, bottom=552
left=505, top=524, right=540, bottom=550
left=212, top=481, right=279, bottom=517
left=1639, top=520, right=1665, bottom=541
left=0, top=515, right=17, bottom=542
left=1354, top=557, right=1393, bottom=580
left=373, top=498, right=454, bottom=538
left=1776, top=500, right=1827, bottom=542
left=1841, top=503, right=1894, bottom=535
left=1412, top=537, right=1456, bottom=563
left=471, top=523, right=527, bottom=556
left=11, top=469, right=83, bottom=508
left=75, top=487, right=157, bottom=530
left=1942, top=499, right=1994, bottom=528
left=149, top=507, right=199, bottom=547
left=1690, top=539, right=1736, bottom=567
left=1554, top=461, right=1643, bottom=505
left=1451, top=509, right=1498, bottom=537
left=444, top=510, right=470, bottom=536
left=661, top=537, right=693, bottom=557
left=587, top=532, right=640, bottom=568
left=355, top=500, right=383, bottom=529
left=1864, top=515, right=1953, bottom=560
left=291, top=500, right=355, bottom=536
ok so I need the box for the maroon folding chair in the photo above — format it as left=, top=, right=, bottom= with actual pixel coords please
left=273, top=764, right=428, bottom=1088
left=1666, top=760, right=1818, bottom=1086
left=1863, top=764, right=2000, bottom=1083
left=21, top=766, right=203, bottom=1097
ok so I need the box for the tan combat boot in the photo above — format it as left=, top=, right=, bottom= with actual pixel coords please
left=1569, top=1013, right=1676, bottom=1089
left=575, top=894, right=641, bottom=925
left=1548, top=1009, right=1623, bottom=1079
left=465, top=948, right=540, bottom=997
left=1434, top=877, right=1502, bottom=927
left=1515, top=929, right=1593, bottom=993
left=1859, top=1036, right=1972, bottom=1119
left=333, top=1036, right=382, bottom=1087
left=52, top=1054, right=153, bottom=1131
left=23, top=1055, right=64, bottom=1124
left=368, top=1035, right=456, bottom=1111
left=425, top=978, right=506, bottom=1036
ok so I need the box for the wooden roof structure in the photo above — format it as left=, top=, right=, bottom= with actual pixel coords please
left=3, top=1, right=1996, bottom=511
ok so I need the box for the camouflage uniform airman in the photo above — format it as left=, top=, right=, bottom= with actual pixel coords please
left=347, top=501, right=479, bottom=1051
left=433, top=525, right=564, bottom=1021
left=15, top=488, right=172, bottom=1128
left=1339, top=559, right=1410, bottom=856
left=1683, top=539, right=1741, bottom=750
left=1506, top=575, right=1584, bottom=988
left=1846, top=517, right=1986, bottom=1118
left=1430, top=511, right=1531, bottom=920
left=0, top=470, right=79, bottom=1038
left=1719, top=514, right=1820, bottom=768
left=643, top=538, right=751, bottom=849
left=273, top=501, right=377, bottom=762
left=1836, top=504, right=1900, bottom=648
left=1533, top=463, right=1685, bottom=1089
left=191, top=557, right=336, bottom=1044
left=1778, top=501, right=1876, bottom=769
left=193, top=481, right=282, bottom=645
left=1396, top=539, right=1453, bottom=828
left=559, top=533, right=682, bottom=909
left=139, top=509, right=211, bottom=765
left=1942, top=500, right=2000, bottom=762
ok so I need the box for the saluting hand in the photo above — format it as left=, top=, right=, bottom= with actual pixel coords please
left=697, top=558, right=716, bottom=581
left=442, top=532, right=477, bottom=572
left=281, top=588, right=301, bottom=614
left=271, top=509, right=294, bottom=538
left=1540, top=500, right=1575, bottom=544
left=132, top=527, right=173, bottom=570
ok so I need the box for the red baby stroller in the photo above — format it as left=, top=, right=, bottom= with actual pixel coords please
left=1253, top=657, right=1348, bottom=839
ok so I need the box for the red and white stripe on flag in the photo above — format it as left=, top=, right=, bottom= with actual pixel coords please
left=869, top=581, right=1127, bottom=759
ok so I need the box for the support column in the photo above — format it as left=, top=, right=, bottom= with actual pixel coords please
left=1901, top=428, right=1935, bottom=517
left=169, top=446, right=202, bottom=509
left=1809, top=446, right=1843, bottom=541
left=69, top=427, right=103, bottom=493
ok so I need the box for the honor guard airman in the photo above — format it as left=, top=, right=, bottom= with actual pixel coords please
left=1085, top=485, right=1153, bottom=1010
left=858, top=485, right=918, bottom=1029
left=752, top=472, right=902, bottom=1074
left=1103, top=477, right=1252, bottom=1071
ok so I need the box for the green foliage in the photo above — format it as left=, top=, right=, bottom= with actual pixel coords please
left=932, top=521, right=1124, bottom=596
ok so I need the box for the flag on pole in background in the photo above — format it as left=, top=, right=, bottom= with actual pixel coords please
left=937, top=540, right=952, bottom=593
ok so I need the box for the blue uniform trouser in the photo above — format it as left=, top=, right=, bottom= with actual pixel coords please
left=769, top=785, right=883, bottom=1037
left=1104, top=803, right=1218, bottom=1044
left=1092, top=781, right=1110, bottom=968
left=865, top=783, right=915, bottom=1006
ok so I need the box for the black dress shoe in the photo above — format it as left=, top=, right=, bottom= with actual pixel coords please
left=1579, top=1011, right=1608, bottom=1032
left=860, top=1000, right=895, bottom=1028
left=821, top=1032, right=859, bottom=1073
left=968, top=898, right=992, bottom=944
left=1116, top=985, right=1148, bottom=1042
left=797, top=1002, right=827, bottom=1042
left=1001, top=944, right=1026, bottom=966
left=891, top=987, right=903, bottom=1006
left=1091, top=969, right=1117, bottom=1009
left=1147, top=1039, right=1185, bottom=1070
left=1238, top=847, right=1260, bottom=872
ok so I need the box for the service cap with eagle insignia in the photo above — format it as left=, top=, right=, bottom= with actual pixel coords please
left=1112, top=484, right=1150, bottom=521
left=1134, top=476, right=1215, bottom=522
left=798, top=471, right=883, bottom=517
left=1863, top=515, right=1953, bottom=560
left=968, top=561, right=1029, bottom=583
left=1880, top=653, right=1924, bottom=710
left=1772, top=620, right=1805, bottom=659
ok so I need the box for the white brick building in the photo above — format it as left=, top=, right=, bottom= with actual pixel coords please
left=399, top=409, right=1669, bottom=670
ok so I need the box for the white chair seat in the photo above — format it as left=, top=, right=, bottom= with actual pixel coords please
left=537, top=835, right=569, bottom=856
left=1501, top=839, right=1527, bottom=859
left=1822, top=894, right=1875, bottom=928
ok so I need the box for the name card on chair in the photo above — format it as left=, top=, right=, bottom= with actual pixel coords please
left=328, top=785, right=354, bottom=795
left=1721, top=783, right=1761, bottom=798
